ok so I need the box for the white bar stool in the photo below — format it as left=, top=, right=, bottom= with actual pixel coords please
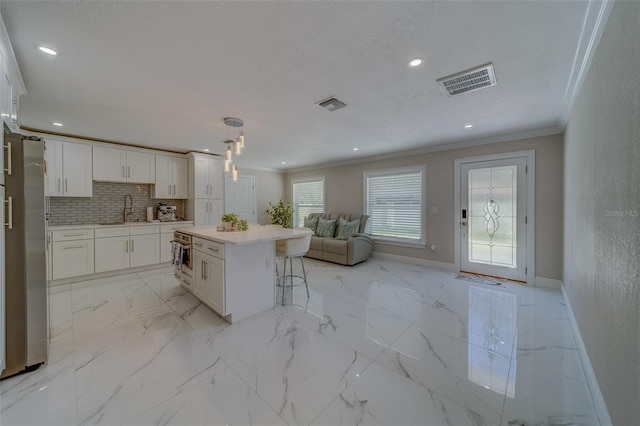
left=275, top=231, right=311, bottom=305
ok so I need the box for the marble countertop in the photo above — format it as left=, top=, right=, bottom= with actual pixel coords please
left=180, top=225, right=312, bottom=246
left=49, top=221, right=194, bottom=231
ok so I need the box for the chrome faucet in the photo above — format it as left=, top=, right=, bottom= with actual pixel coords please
left=123, top=194, right=133, bottom=223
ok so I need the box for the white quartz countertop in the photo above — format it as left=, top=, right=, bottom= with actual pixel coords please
left=49, top=221, right=194, bottom=231
left=181, top=225, right=312, bottom=246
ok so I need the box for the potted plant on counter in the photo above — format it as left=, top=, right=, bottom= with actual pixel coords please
left=220, top=213, right=249, bottom=231
left=266, top=199, right=294, bottom=229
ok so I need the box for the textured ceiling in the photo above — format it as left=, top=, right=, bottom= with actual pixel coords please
left=1, top=1, right=591, bottom=170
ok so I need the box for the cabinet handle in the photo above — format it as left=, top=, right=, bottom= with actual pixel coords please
left=4, top=196, right=13, bottom=230
left=168, top=184, right=172, bottom=195
left=201, top=260, right=205, bottom=280
left=182, top=278, right=190, bottom=286
left=58, top=178, right=61, bottom=193
left=63, top=233, right=85, bottom=237
left=65, top=179, right=68, bottom=193
left=203, top=261, right=207, bottom=280
left=125, top=240, right=129, bottom=253
left=194, top=242, right=203, bottom=247
left=128, top=166, right=131, bottom=178
left=3, top=142, right=11, bottom=175
left=207, top=247, right=218, bottom=252
left=63, top=245, right=84, bottom=250
left=173, top=185, right=176, bottom=195
left=122, top=165, right=125, bottom=178
left=131, top=240, right=134, bottom=252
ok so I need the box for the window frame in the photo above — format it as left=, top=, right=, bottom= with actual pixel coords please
left=363, top=165, right=426, bottom=248
left=291, top=175, right=325, bottom=228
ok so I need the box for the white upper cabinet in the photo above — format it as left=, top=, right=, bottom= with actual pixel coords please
left=190, top=154, right=223, bottom=199
left=153, top=154, right=188, bottom=199
left=46, top=139, right=92, bottom=197
left=0, top=18, right=25, bottom=134
left=93, top=146, right=155, bottom=183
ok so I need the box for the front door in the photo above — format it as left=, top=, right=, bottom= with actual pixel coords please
left=460, top=157, right=528, bottom=281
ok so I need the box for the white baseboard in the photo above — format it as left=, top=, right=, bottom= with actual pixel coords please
left=561, top=284, right=612, bottom=426
left=371, top=252, right=456, bottom=272
left=533, top=276, right=562, bottom=290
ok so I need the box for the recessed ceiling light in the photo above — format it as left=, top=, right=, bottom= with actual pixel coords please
left=203, top=148, right=210, bottom=152
left=408, top=58, right=423, bottom=67
left=281, top=161, right=286, bottom=165
left=464, top=123, right=473, bottom=128
left=52, top=122, right=63, bottom=127
left=38, top=46, right=57, bottom=56
left=353, top=148, right=359, bottom=151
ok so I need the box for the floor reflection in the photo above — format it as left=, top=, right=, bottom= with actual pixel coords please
left=467, top=285, right=517, bottom=397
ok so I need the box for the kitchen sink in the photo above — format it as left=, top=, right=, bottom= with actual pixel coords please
left=97, top=221, right=126, bottom=226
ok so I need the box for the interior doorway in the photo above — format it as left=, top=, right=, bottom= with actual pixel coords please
left=225, top=174, right=257, bottom=223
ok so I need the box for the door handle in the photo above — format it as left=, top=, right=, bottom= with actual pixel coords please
left=4, top=196, right=13, bottom=229
left=461, top=221, right=467, bottom=226
left=4, top=142, right=11, bottom=175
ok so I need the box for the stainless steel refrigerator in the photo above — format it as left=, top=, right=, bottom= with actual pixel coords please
left=1, top=133, right=48, bottom=379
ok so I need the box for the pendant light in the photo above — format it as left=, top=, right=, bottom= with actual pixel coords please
left=222, top=117, right=245, bottom=182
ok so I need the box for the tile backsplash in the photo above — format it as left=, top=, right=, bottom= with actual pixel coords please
left=48, top=182, right=185, bottom=226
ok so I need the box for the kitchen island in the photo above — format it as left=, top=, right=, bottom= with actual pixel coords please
left=177, top=225, right=312, bottom=323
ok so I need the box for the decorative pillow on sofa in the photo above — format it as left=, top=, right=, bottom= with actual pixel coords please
left=303, top=216, right=319, bottom=233
left=336, top=217, right=360, bottom=240
left=316, top=218, right=337, bottom=238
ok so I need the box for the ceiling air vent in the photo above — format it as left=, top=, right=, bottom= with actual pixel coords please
left=436, top=63, right=497, bottom=97
left=317, top=97, right=347, bottom=112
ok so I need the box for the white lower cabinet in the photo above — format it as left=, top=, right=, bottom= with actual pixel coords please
left=52, top=239, right=95, bottom=280
left=49, top=222, right=192, bottom=281
left=94, top=226, right=159, bottom=273
left=193, top=240, right=225, bottom=316
left=95, top=236, right=130, bottom=273
left=130, top=233, right=160, bottom=267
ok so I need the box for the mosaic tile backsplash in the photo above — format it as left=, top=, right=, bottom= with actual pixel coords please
left=48, top=181, right=185, bottom=226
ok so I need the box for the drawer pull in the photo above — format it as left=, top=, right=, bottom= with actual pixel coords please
left=63, top=245, right=84, bottom=250
left=194, top=242, right=203, bottom=247
left=63, top=233, right=86, bottom=237
left=4, top=196, right=13, bottom=230
left=4, top=142, right=11, bottom=175
left=207, top=247, right=219, bottom=252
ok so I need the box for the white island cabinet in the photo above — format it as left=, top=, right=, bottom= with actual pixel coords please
left=177, top=226, right=313, bottom=323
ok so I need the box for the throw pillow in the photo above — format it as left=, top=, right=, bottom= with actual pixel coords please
left=336, top=217, right=360, bottom=240
left=303, top=216, right=319, bottom=233
left=316, top=218, right=337, bottom=238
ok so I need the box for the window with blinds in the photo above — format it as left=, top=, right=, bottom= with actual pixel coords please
left=292, top=177, right=325, bottom=228
left=364, top=167, right=425, bottom=242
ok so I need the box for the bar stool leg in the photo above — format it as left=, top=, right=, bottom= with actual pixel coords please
left=300, top=256, right=309, bottom=297
left=282, top=257, right=287, bottom=306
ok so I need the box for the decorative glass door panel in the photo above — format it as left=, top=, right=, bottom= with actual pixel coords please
left=461, top=158, right=527, bottom=281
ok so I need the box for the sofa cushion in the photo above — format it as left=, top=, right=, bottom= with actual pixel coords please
left=316, top=218, right=337, bottom=237
left=303, top=216, right=319, bottom=233
left=309, top=235, right=324, bottom=251
left=336, top=217, right=360, bottom=240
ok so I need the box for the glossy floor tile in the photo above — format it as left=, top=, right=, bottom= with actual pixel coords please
left=0, top=260, right=600, bottom=425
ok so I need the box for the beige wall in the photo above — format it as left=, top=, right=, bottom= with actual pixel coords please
left=287, top=133, right=564, bottom=279
left=240, top=168, right=286, bottom=225
left=563, top=2, right=640, bottom=424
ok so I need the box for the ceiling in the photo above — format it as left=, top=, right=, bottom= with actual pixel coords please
left=1, top=1, right=596, bottom=171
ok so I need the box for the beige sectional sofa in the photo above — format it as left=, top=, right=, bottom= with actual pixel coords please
left=304, top=213, right=373, bottom=266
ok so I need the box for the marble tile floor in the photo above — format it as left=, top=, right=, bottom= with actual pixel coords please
left=0, top=258, right=600, bottom=426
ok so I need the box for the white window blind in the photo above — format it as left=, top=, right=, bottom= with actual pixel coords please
left=364, top=167, right=425, bottom=242
left=292, top=178, right=324, bottom=227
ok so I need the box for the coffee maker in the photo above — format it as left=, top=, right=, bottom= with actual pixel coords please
left=157, top=203, right=177, bottom=221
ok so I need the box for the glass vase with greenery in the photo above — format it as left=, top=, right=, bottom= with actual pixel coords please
left=265, top=199, right=294, bottom=229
